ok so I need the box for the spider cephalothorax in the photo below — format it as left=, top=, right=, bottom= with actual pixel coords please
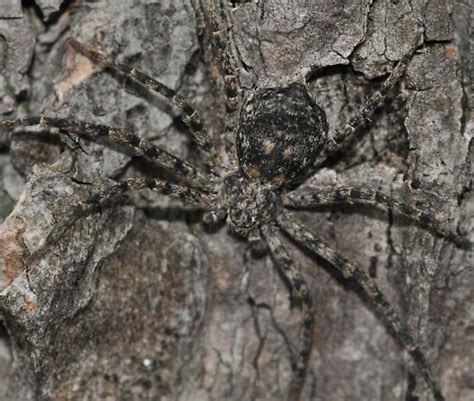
left=0, top=11, right=468, bottom=401
left=223, top=171, right=282, bottom=240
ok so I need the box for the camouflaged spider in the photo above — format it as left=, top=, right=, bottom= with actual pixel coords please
left=0, top=15, right=470, bottom=401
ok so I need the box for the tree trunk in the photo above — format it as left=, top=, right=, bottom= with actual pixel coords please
left=0, top=1, right=471, bottom=400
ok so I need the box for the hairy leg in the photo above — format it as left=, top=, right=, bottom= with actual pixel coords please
left=285, top=185, right=470, bottom=248
left=201, top=0, right=241, bottom=169
left=32, top=177, right=207, bottom=264
left=66, top=38, right=218, bottom=164
left=74, top=177, right=208, bottom=216
left=262, top=225, right=314, bottom=401
left=277, top=214, right=445, bottom=401
left=207, top=0, right=240, bottom=114
left=0, top=116, right=213, bottom=190
left=314, top=31, right=424, bottom=166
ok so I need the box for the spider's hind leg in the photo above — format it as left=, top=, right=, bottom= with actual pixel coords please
left=206, top=0, right=240, bottom=114
left=66, top=39, right=218, bottom=165
left=263, top=225, right=314, bottom=401
left=316, top=31, right=424, bottom=166
left=200, top=0, right=242, bottom=169
left=278, top=214, right=445, bottom=401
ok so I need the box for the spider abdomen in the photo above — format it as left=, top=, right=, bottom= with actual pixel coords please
left=236, top=83, right=328, bottom=187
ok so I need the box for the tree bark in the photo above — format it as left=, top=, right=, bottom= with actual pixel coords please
left=0, top=1, right=472, bottom=400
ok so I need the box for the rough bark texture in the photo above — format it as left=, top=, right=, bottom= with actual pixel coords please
left=0, top=1, right=472, bottom=401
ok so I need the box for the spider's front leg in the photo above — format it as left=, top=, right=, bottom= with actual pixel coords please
left=277, top=214, right=445, bottom=401
left=37, top=175, right=211, bottom=255
left=286, top=185, right=471, bottom=249
left=263, top=225, right=314, bottom=401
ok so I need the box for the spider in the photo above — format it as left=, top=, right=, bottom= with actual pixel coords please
left=0, top=5, right=469, bottom=401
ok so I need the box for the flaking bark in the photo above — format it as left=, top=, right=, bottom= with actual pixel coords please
left=0, top=1, right=472, bottom=400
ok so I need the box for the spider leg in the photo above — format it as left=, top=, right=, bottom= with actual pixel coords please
left=38, top=177, right=208, bottom=256
left=0, top=116, right=213, bottom=190
left=201, top=198, right=228, bottom=226
left=203, top=0, right=241, bottom=169
left=315, top=32, right=424, bottom=166
left=285, top=185, right=471, bottom=249
left=73, top=177, right=208, bottom=217
left=207, top=0, right=240, bottom=114
left=66, top=38, right=218, bottom=164
left=277, top=214, right=445, bottom=401
left=262, top=225, right=314, bottom=401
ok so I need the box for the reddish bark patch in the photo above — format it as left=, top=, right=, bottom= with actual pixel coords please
left=0, top=216, right=27, bottom=289
left=23, top=295, right=37, bottom=312
left=55, top=41, right=97, bottom=96
left=444, top=44, right=457, bottom=61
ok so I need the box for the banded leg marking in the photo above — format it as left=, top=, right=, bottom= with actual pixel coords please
left=277, top=214, right=445, bottom=401
left=66, top=38, right=218, bottom=163
left=74, top=177, right=207, bottom=216
left=208, top=0, right=240, bottom=114
left=0, top=117, right=211, bottom=189
left=286, top=185, right=470, bottom=248
left=204, top=0, right=241, bottom=169
left=316, top=32, right=424, bottom=165
left=263, top=225, right=314, bottom=401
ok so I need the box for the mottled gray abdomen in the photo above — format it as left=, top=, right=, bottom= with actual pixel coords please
left=236, top=83, right=328, bottom=187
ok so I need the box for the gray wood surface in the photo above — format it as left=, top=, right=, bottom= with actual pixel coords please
left=0, top=1, right=472, bottom=400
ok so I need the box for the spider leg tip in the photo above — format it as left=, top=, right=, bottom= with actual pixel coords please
left=72, top=204, right=86, bottom=217
left=458, top=237, right=473, bottom=251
